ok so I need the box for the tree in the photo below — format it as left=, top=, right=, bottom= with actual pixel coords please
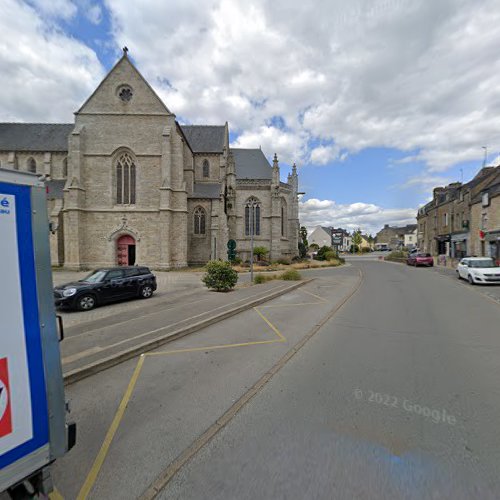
left=253, top=246, right=269, bottom=262
left=352, top=230, right=363, bottom=253
left=298, top=241, right=307, bottom=258
left=299, top=226, right=308, bottom=247
left=316, top=245, right=333, bottom=261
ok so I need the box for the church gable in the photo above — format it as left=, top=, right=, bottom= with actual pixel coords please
left=77, top=51, right=172, bottom=116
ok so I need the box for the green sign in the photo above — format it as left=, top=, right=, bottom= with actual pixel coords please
left=227, top=240, right=237, bottom=261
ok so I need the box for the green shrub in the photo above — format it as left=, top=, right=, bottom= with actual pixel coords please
left=202, top=260, right=238, bottom=291
left=280, top=269, right=302, bottom=281
left=309, top=243, right=319, bottom=251
left=361, top=247, right=371, bottom=253
left=254, top=274, right=268, bottom=284
left=231, top=257, right=242, bottom=265
left=316, top=245, right=333, bottom=261
left=385, top=250, right=408, bottom=262
left=275, top=258, right=291, bottom=265
left=253, top=246, right=269, bottom=261
left=324, top=251, right=337, bottom=261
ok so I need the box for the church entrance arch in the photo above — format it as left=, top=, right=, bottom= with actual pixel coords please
left=117, top=234, right=136, bottom=266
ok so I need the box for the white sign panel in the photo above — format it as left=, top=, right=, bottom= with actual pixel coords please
left=0, top=193, right=33, bottom=455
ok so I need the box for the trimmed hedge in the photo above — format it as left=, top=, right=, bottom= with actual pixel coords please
left=202, top=260, right=239, bottom=291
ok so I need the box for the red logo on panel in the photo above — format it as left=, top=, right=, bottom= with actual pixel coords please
left=0, top=357, right=13, bottom=438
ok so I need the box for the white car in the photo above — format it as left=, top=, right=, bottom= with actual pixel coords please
left=456, top=257, right=500, bottom=285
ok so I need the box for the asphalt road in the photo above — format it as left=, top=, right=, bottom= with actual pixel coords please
left=160, top=260, right=500, bottom=500
left=51, top=260, right=500, bottom=499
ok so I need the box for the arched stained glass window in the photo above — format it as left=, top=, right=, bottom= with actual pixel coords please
left=245, top=197, right=261, bottom=236
left=28, top=157, right=36, bottom=173
left=281, top=199, right=287, bottom=237
left=116, top=152, right=136, bottom=205
left=194, top=206, right=206, bottom=235
left=202, top=159, right=209, bottom=178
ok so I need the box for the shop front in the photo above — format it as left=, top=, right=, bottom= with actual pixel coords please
left=485, top=231, right=500, bottom=265
left=451, top=232, right=469, bottom=259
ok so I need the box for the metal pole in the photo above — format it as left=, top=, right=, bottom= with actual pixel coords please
left=250, top=203, right=254, bottom=283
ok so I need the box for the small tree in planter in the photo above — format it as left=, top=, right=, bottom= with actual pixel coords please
left=202, top=260, right=238, bottom=292
left=253, top=246, right=269, bottom=262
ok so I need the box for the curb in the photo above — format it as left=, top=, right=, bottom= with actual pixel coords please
left=63, top=279, right=311, bottom=386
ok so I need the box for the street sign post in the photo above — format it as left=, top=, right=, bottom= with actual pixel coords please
left=0, top=169, right=74, bottom=496
left=227, top=239, right=237, bottom=261
left=331, top=230, right=343, bottom=255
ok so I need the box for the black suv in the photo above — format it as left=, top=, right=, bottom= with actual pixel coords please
left=54, top=266, right=157, bottom=311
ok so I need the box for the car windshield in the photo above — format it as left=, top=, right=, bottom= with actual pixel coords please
left=417, top=253, right=431, bottom=257
left=469, top=259, right=497, bottom=268
left=80, top=270, right=108, bottom=283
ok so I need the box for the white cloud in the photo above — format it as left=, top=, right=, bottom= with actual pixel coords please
left=29, top=0, right=77, bottom=20
left=0, top=0, right=104, bottom=122
left=103, top=0, right=500, bottom=172
left=309, top=145, right=340, bottom=165
left=86, top=4, right=103, bottom=24
left=300, top=197, right=417, bottom=235
left=400, top=174, right=452, bottom=192
left=231, top=125, right=308, bottom=164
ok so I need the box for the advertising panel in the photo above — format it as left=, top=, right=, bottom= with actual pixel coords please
left=0, top=185, right=49, bottom=470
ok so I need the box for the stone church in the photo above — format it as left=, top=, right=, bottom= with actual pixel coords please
left=0, top=51, right=300, bottom=269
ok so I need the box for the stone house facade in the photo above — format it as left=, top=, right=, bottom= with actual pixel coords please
left=0, top=52, right=299, bottom=269
left=417, top=165, right=499, bottom=261
left=375, top=224, right=418, bottom=249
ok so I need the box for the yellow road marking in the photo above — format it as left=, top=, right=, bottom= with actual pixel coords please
left=254, top=307, right=286, bottom=342
left=76, top=291, right=320, bottom=497
left=301, top=289, right=330, bottom=303
left=63, top=284, right=293, bottom=363
left=149, top=339, right=283, bottom=357
left=77, top=355, right=146, bottom=500
left=49, top=488, right=64, bottom=500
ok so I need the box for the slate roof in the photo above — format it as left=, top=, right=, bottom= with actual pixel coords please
left=0, top=123, right=73, bottom=152
left=180, top=125, right=225, bottom=153
left=231, top=148, right=272, bottom=180
left=189, top=183, right=220, bottom=199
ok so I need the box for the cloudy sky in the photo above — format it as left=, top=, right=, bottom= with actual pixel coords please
left=2, top=0, right=500, bottom=234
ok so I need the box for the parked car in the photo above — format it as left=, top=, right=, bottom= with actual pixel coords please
left=54, top=266, right=157, bottom=311
left=407, top=253, right=434, bottom=267
left=456, top=257, right=500, bottom=285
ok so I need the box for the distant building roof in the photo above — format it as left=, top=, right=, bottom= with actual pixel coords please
left=180, top=125, right=225, bottom=153
left=0, top=123, right=73, bottom=152
left=189, top=183, right=220, bottom=199
left=231, top=148, right=272, bottom=180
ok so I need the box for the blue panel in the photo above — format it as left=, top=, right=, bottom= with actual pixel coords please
left=0, top=182, right=49, bottom=469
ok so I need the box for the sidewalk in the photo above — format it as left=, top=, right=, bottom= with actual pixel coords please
left=61, top=279, right=307, bottom=383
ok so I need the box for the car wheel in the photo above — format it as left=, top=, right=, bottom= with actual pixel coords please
left=468, top=275, right=475, bottom=285
left=139, top=285, right=154, bottom=299
left=77, top=294, right=96, bottom=311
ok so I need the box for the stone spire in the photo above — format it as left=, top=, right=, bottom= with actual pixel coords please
left=290, top=162, right=298, bottom=192
left=272, top=153, right=280, bottom=186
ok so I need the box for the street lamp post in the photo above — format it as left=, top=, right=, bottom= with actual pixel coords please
left=250, top=202, right=255, bottom=284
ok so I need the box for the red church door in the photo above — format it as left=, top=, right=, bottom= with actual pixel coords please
left=117, top=235, right=136, bottom=266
